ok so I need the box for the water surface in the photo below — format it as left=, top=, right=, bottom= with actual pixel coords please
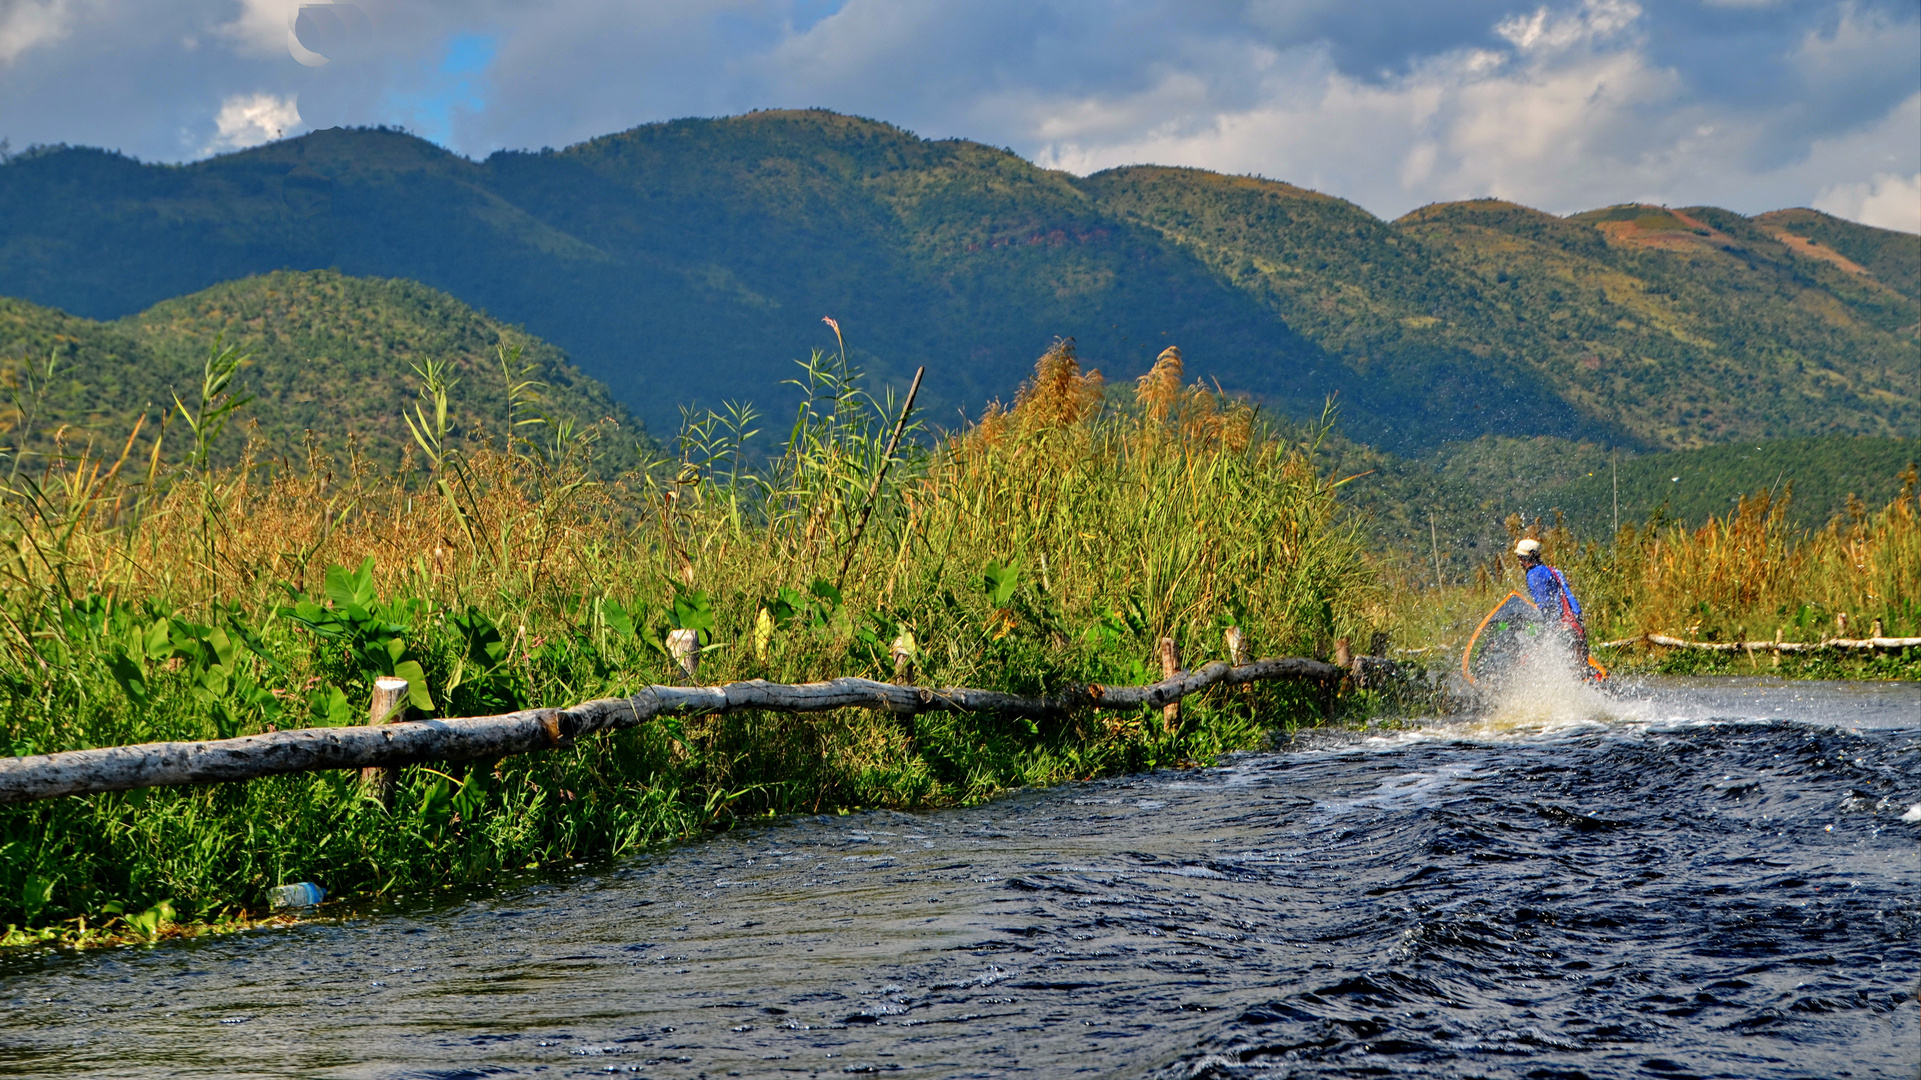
left=2, top=676, right=1916, bottom=1078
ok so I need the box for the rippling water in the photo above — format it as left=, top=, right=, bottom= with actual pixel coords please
left=2, top=676, right=1917, bottom=1079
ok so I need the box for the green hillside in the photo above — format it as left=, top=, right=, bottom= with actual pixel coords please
left=1086, top=171, right=1919, bottom=448
left=1, top=110, right=1916, bottom=452
left=0, top=117, right=1343, bottom=444
left=1533, top=436, right=1920, bottom=533
left=0, top=271, right=643, bottom=471
left=1753, top=207, right=1921, bottom=301
left=1325, top=433, right=1920, bottom=582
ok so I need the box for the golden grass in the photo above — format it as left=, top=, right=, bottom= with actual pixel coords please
left=1393, top=466, right=1921, bottom=666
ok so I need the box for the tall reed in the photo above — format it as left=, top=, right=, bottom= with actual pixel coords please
left=1394, top=465, right=1921, bottom=674
left=0, top=337, right=1377, bottom=937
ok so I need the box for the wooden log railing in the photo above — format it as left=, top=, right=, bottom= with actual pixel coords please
left=1596, top=632, right=1921, bottom=653
left=0, top=656, right=1346, bottom=805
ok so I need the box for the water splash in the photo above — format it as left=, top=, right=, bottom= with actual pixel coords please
left=1476, top=632, right=1622, bottom=734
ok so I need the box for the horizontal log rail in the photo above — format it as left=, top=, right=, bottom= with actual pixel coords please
left=0, top=656, right=1345, bottom=805
left=1595, top=632, right=1921, bottom=653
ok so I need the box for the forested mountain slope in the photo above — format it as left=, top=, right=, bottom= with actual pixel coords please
left=1, top=109, right=1914, bottom=451
left=1084, top=170, right=1918, bottom=449
left=0, top=271, right=640, bottom=470
left=1325, top=432, right=1919, bottom=578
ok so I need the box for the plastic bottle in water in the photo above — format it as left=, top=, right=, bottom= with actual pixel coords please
left=269, top=882, right=326, bottom=909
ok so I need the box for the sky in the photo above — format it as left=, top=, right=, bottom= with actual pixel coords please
left=2, top=0, right=1917, bottom=231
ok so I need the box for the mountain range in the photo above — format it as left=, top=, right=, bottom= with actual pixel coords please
left=2, top=109, right=1915, bottom=454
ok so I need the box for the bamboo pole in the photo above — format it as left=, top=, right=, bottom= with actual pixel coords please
left=358, top=676, right=410, bottom=808
left=0, top=657, right=1348, bottom=805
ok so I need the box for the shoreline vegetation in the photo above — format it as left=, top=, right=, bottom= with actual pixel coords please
left=1, top=332, right=1916, bottom=950
left=0, top=338, right=1385, bottom=946
left=1395, top=469, right=1921, bottom=681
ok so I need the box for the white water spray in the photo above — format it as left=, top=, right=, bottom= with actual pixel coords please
left=1475, top=631, right=1622, bottom=734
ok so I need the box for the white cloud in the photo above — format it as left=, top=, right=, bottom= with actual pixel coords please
left=1792, top=2, right=1918, bottom=94
left=1030, top=8, right=1698, bottom=218
left=217, top=0, right=292, bottom=56
left=203, top=91, right=299, bottom=153
left=0, top=0, right=78, bottom=64
left=0, top=0, right=1913, bottom=235
left=1017, top=1, right=1917, bottom=230
left=1495, top=0, right=1640, bottom=53
left=1815, top=171, right=1921, bottom=233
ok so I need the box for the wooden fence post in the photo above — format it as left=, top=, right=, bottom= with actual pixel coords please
left=1225, top=626, right=1251, bottom=703
left=1224, top=626, right=1249, bottom=667
left=1159, top=637, right=1182, bottom=733
left=890, top=630, right=918, bottom=750
left=359, top=676, right=409, bottom=808
left=1329, top=638, right=1354, bottom=717
left=891, top=630, right=917, bottom=685
left=667, top=629, right=700, bottom=683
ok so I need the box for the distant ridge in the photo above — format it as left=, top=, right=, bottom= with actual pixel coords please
left=0, top=271, right=642, bottom=471
left=1, top=109, right=1914, bottom=451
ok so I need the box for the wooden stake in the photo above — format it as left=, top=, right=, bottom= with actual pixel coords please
left=667, top=629, right=700, bottom=683
left=1330, top=638, right=1353, bottom=715
left=1224, top=627, right=1251, bottom=702
left=890, top=630, right=917, bottom=685
left=1224, top=626, right=1249, bottom=666
left=359, top=676, right=409, bottom=808
left=1158, top=637, right=1182, bottom=733
left=890, top=630, right=918, bottom=749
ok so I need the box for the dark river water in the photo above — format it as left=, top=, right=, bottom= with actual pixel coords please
left=2, top=676, right=1917, bottom=1079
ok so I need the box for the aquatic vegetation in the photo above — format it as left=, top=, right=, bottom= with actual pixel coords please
left=0, top=337, right=1379, bottom=936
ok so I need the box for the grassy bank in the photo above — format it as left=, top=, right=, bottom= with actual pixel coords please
left=1397, top=468, right=1921, bottom=680
left=0, top=340, right=1382, bottom=941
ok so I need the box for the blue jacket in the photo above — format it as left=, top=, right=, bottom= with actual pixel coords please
left=1525, top=563, right=1584, bottom=625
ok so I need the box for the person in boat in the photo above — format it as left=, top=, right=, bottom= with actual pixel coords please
left=1514, top=538, right=1592, bottom=671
